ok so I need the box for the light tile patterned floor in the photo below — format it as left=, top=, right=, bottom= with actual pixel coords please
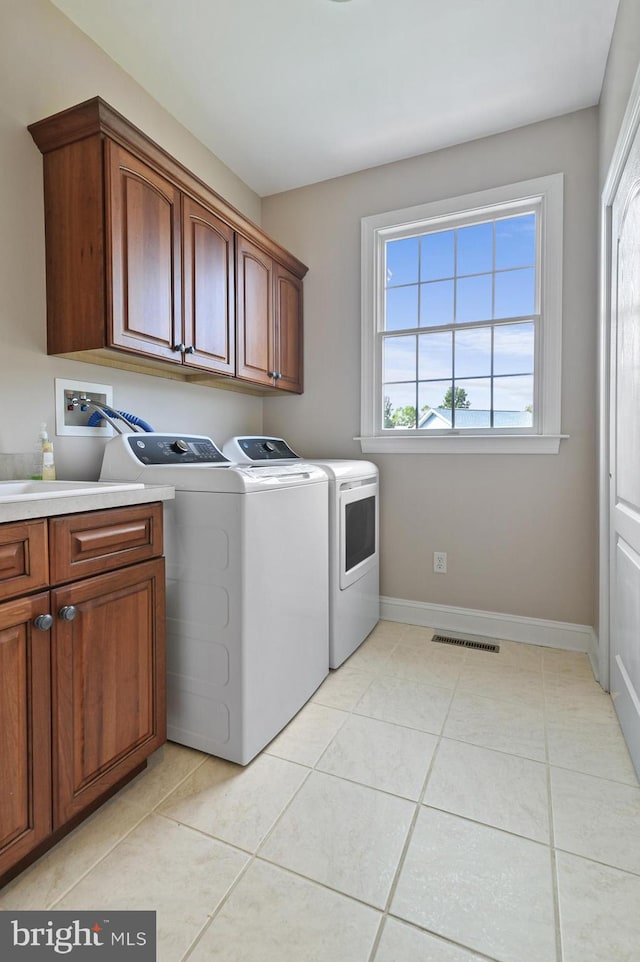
left=2, top=621, right=640, bottom=962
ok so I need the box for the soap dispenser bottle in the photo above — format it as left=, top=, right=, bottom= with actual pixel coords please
left=40, top=422, right=56, bottom=481
left=31, top=425, right=45, bottom=479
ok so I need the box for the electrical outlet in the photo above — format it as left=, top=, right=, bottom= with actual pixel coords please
left=433, top=551, right=447, bottom=574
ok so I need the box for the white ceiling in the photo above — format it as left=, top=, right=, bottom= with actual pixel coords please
left=51, top=0, right=620, bottom=197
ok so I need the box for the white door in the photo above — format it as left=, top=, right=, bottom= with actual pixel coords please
left=610, top=117, right=640, bottom=776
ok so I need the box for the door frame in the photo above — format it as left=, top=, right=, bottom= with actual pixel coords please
left=598, top=63, right=640, bottom=690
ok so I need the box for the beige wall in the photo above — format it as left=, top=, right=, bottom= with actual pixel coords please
left=0, top=0, right=263, bottom=480
left=263, top=109, right=599, bottom=626
left=598, top=0, right=640, bottom=186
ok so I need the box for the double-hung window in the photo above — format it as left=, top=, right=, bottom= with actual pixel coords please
left=360, top=175, right=564, bottom=453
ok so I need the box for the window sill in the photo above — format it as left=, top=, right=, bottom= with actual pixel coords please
left=356, top=434, right=569, bottom=455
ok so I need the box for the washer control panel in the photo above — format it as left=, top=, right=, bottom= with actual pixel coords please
left=126, top=434, right=229, bottom=465
left=224, top=436, right=300, bottom=462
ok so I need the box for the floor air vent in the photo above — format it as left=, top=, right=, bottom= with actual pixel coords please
left=431, top=634, right=500, bottom=653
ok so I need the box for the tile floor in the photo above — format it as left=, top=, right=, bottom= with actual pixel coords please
left=2, top=621, right=640, bottom=962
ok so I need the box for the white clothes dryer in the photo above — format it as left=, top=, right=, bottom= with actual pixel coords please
left=223, top=436, right=379, bottom=668
left=100, top=433, right=329, bottom=764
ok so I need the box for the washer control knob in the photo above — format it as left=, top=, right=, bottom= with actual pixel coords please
left=171, top=439, right=190, bottom=454
left=263, top=441, right=276, bottom=452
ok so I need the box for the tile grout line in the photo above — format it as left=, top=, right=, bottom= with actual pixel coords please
left=317, top=684, right=554, bottom=766
left=382, top=916, right=505, bottom=962
left=243, top=634, right=447, bottom=961
left=46, top=809, right=150, bottom=910
left=364, top=642, right=469, bottom=962
left=252, top=650, right=391, bottom=873
left=172, top=635, right=408, bottom=956
left=179, top=753, right=319, bottom=962
left=252, top=851, right=387, bottom=914
left=545, top=847, right=640, bottom=881
left=236, top=629, right=457, bottom=961
left=545, top=758, right=639, bottom=789
left=366, top=633, right=577, bottom=961
left=178, top=850, right=256, bottom=962
left=419, top=802, right=552, bottom=847
left=46, top=751, right=214, bottom=910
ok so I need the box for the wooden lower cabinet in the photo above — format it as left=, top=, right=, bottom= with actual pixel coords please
left=0, top=505, right=167, bottom=887
left=52, top=559, right=166, bottom=826
left=0, top=593, right=52, bottom=879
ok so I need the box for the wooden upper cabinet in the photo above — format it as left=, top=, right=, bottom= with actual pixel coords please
left=38, top=134, right=107, bottom=355
left=182, top=196, right=235, bottom=375
left=28, top=97, right=307, bottom=392
left=275, top=264, right=303, bottom=394
left=236, top=236, right=303, bottom=393
left=236, top=235, right=275, bottom=387
left=107, top=142, right=182, bottom=362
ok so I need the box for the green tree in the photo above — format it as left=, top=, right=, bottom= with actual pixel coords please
left=442, top=386, right=470, bottom=409
left=393, top=405, right=417, bottom=427
left=383, top=397, right=417, bottom=428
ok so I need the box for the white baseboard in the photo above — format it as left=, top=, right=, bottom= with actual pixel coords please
left=380, top=596, right=597, bottom=660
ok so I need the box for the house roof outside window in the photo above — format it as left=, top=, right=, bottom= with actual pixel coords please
left=418, top=408, right=532, bottom=429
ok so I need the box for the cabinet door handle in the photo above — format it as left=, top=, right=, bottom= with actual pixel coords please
left=172, top=343, right=186, bottom=353
left=268, top=371, right=277, bottom=378
left=184, top=345, right=195, bottom=354
left=33, top=613, right=53, bottom=631
left=58, top=606, right=78, bottom=622
left=275, top=372, right=282, bottom=380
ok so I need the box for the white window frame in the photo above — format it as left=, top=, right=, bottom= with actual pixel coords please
left=358, top=174, right=566, bottom=454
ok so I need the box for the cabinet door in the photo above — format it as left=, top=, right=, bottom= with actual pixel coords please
left=183, top=196, right=235, bottom=375
left=236, top=235, right=275, bottom=386
left=52, top=560, right=166, bottom=826
left=0, top=593, right=51, bottom=877
left=274, top=264, right=303, bottom=393
left=106, top=142, right=182, bottom=362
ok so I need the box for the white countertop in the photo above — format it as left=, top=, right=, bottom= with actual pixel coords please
left=0, top=483, right=175, bottom=523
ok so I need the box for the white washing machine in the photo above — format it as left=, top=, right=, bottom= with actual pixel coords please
left=223, top=437, right=379, bottom=668
left=100, top=432, right=329, bottom=765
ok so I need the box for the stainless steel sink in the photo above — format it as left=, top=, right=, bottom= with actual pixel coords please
left=0, top=480, right=144, bottom=503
